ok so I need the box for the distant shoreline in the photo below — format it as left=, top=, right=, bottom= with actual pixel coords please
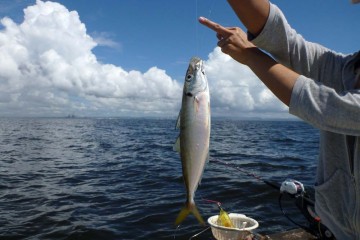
left=0, top=116, right=301, bottom=122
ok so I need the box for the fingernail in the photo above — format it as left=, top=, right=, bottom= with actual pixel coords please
left=199, top=16, right=206, bottom=22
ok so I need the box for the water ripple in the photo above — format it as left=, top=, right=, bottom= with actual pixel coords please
left=0, top=118, right=318, bottom=239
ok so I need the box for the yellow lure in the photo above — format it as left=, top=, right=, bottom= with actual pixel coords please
left=217, top=206, right=235, bottom=228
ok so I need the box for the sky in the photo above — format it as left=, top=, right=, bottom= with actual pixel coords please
left=0, top=0, right=359, bottom=118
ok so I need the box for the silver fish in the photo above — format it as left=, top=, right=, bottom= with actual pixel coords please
left=174, top=57, right=210, bottom=226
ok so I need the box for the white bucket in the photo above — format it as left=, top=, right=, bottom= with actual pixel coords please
left=207, top=213, right=259, bottom=240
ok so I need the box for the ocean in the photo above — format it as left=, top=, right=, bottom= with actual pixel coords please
left=0, top=118, right=319, bottom=240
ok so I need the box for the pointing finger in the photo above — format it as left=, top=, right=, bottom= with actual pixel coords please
left=198, top=17, right=232, bottom=37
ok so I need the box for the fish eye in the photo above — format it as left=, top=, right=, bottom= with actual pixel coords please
left=186, top=74, right=192, bottom=81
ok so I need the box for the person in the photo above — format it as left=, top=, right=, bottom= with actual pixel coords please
left=199, top=0, right=360, bottom=239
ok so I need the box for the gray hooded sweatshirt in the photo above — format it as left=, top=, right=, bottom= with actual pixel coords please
left=251, top=3, right=360, bottom=239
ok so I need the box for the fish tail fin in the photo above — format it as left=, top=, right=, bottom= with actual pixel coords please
left=175, top=201, right=205, bottom=226
left=175, top=206, right=190, bottom=226
left=192, top=203, right=205, bottom=225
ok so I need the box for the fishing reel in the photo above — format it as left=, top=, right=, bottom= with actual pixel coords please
left=278, top=179, right=335, bottom=240
left=211, top=159, right=336, bottom=240
left=280, top=179, right=304, bottom=195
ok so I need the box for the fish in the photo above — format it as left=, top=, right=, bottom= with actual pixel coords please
left=174, top=57, right=211, bottom=226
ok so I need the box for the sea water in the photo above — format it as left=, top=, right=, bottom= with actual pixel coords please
left=0, top=118, right=318, bottom=239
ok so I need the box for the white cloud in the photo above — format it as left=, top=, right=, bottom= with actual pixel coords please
left=90, top=31, right=121, bottom=50
left=0, top=0, right=182, bottom=117
left=0, top=0, right=288, bottom=118
left=205, top=48, right=288, bottom=118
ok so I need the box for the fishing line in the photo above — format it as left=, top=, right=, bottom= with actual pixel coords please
left=202, top=198, right=221, bottom=207
left=207, top=0, right=217, bottom=19
left=173, top=221, right=210, bottom=240
left=210, top=158, right=280, bottom=191
left=173, top=224, right=181, bottom=239
left=188, top=226, right=211, bottom=240
left=195, top=0, right=217, bottom=57
left=195, top=0, right=199, bottom=56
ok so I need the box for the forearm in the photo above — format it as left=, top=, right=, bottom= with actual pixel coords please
left=227, top=0, right=270, bottom=36
left=244, top=48, right=299, bottom=106
left=198, top=14, right=298, bottom=106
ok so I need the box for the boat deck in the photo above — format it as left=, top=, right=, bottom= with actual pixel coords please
left=268, top=229, right=317, bottom=240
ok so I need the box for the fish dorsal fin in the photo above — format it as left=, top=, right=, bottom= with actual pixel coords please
left=173, top=136, right=181, bottom=152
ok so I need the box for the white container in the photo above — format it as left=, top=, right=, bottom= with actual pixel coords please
left=207, top=213, right=259, bottom=240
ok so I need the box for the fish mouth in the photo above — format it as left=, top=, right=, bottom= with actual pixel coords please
left=190, top=56, right=201, bottom=64
left=189, top=57, right=202, bottom=70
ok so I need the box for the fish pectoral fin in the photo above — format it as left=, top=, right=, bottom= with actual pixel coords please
left=194, top=96, right=200, bottom=113
left=175, top=202, right=205, bottom=226
left=175, top=109, right=181, bottom=129
left=173, top=136, right=181, bottom=152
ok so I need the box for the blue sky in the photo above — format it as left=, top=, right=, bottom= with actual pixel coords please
left=0, top=0, right=359, bottom=118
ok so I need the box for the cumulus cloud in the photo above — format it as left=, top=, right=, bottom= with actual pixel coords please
left=205, top=48, right=287, bottom=117
left=0, top=0, right=182, bottom=117
left=90, top=31, right=122, bottom=50
left=0, top=0, right=288, bottom=118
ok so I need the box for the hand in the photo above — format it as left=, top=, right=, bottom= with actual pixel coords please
left=198, top=16, right=257, bottom=66
left=199, top=16, right=299, bottom=107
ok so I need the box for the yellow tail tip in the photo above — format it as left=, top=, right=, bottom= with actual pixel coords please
left=175, top=203, right=205, bottom=226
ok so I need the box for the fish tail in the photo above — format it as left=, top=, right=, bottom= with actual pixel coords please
left=191, top=203, right=205, bottom=225
left=175, top=201, right=205, bottom=226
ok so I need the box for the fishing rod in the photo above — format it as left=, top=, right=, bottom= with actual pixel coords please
left=210, top=158, right=335, bottom=240
left=210, top=158, right=280, bottom=190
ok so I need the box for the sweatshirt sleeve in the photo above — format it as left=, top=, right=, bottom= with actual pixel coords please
left=250, top=3, right=331, bottom=80
left=250, top=3, right=360, bottom=135
left=290, top=75, right=360, bottom=135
